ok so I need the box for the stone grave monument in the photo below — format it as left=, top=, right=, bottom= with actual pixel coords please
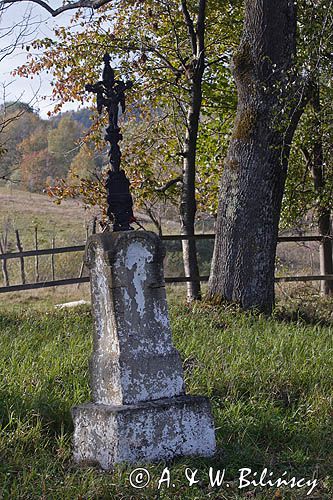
left=72, top=231, right=216, bottom=469
left=71, top=54, right=216, bottom=469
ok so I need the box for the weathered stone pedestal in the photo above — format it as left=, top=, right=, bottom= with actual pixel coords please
left=72, top=231, right=215, bottom=469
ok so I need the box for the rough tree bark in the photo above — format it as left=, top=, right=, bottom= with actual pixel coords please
left=180, top=0, right=205, bottom=301
left=208, top=0, right=309, bottom=313
left=311, top=85, right=333, bottom=295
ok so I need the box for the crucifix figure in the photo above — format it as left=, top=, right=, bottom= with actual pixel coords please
left=86, top=54, right=135, bottom=231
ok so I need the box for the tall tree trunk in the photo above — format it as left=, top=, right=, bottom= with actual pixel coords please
left=180, top=83, right=202, bottom=301
left=180, top=0, right=205, bottom=301
left=208, top=0, right=308, bottom=314
left=318, top=210, right=333, bottom=295
left=311, top=86, right=333, bottom=295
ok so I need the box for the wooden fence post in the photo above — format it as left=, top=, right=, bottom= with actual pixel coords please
left=319, top=234, right=333, bottom=296
left=0, top=242, right=9, bottom=287
left=0, top=224, right=10, bottom=287
left=92, top=216, right=97, bottom=235
left=15, top=229, right=26, bottom=285
left=51, top=236, right=55, bottom=281
left=35, top=226, right=39, bottom=283
left=77, top=223, right=91, bottom=289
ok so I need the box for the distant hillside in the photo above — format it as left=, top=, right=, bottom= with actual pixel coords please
left=0, top=103, right=103, bottom=193
left=50, top=108, right=93, bottom=130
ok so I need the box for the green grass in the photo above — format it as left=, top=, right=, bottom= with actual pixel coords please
left=0, top=296, right=332, bottom=499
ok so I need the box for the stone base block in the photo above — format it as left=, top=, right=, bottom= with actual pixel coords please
left=72, top=395, right=216, bottom=469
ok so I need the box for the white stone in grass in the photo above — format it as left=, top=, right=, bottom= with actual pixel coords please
left=55, top=300, right=90, bottom=309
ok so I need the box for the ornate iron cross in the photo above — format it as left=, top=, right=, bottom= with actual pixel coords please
left=86, top=54, right=135, bottom=231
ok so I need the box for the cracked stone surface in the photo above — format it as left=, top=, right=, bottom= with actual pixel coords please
left=72, top=231, right=216, bottom=468
left=72, top=395, right=216, bottom=469
left=85, top=231, right=185, bottom=405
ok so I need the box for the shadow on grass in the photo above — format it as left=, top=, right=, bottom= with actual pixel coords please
left=0, top=312, right=22, bottom=330
left=0, top=384, right=74, bottom=437
left=274, top=306, right=332, bottom=327
left=213, top=402, right=332, bottom=478
left=0, top=382, right=331, bottom=477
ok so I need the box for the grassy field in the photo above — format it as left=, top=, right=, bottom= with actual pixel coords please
left=0, top=186, right=94, bottom=246
left=0, top=288, right=332, bottom=499
left=0, top=185, right=180, bottom=249
left=0, top=186, right=186, bottom=284
left=0, top=185, right=322, bottom=288
left=0, top=186, right=96, bottom=286
left=0, top=185, right=331, bottom=498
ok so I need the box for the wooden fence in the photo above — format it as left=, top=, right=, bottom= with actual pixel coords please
left=0, top=233, right=332, bottom=294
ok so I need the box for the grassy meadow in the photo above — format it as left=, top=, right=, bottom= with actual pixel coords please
left=0, top=186, right=185, bottom=284
left=0, top=287, right=332, bottom=499
left=0, top=185, right=322, bottom=287
left=0, top=186, right=94, bottom=286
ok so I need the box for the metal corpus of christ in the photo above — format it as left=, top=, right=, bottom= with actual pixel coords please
left=86, top=54, right=134, bottom=231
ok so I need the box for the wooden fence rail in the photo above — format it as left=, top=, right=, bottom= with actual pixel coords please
left=0, top=244, right=86, bottom=261
left=0, top=233, right=332, bottom=294
left=0, top=234, right=327, bottom=262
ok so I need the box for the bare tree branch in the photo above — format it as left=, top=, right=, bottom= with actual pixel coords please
left=300, top=145, right=312, bottom=166
left=155, top=175, right=183, bottom=193
left=181, top=0, right=197, bottom=55
left=0, top=4, right=39, bottom=62
left=196, top=0, right=205, bottom=54
left=2, top=0, right=112, bottom=17
left=0, top=2, right=41, bottom=176
left=165, top=3, right=187, bottom=69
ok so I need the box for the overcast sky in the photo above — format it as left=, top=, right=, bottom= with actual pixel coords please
left=0, top=2, right=81, bottom=118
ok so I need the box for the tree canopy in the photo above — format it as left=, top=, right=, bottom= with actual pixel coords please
left=14, top=1, right=240, bottom=210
